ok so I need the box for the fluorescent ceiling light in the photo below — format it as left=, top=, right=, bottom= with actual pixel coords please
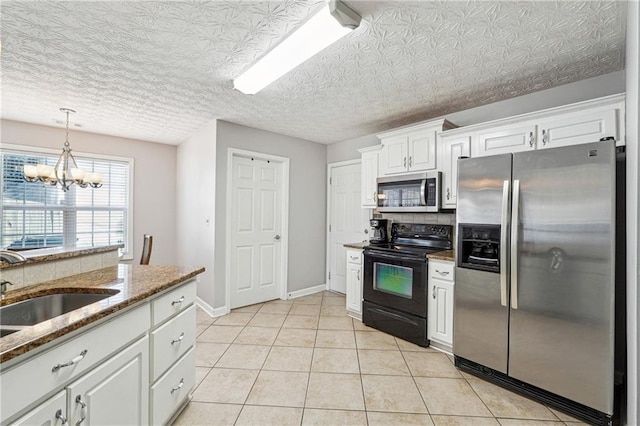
left=233, top=0, right=361, bottom=95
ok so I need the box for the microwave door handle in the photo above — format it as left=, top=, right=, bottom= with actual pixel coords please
left=500, top=180, right=510, bottom=307
left=420, top=180, right=426, bottom=206
left=510, top=179, right=520, bottom=310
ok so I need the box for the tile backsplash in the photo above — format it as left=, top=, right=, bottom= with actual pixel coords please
left=374, top=212, right=458, bottom=249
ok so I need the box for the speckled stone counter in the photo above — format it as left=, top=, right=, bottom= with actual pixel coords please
left=343, top=242, right=369, bottom=249
left=0, top=263, right=204, bottom=363
left=0, top=244, right=123, bottom=269
left=427, top=249, right=455, bottom=262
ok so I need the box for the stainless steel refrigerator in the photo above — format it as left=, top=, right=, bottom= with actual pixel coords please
left=454, top=140, right=624, bottom=425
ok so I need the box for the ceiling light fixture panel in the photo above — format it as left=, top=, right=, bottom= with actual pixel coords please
left=233, top=0, right=361, bottom=95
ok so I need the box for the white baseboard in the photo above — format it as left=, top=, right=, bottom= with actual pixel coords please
left=429, top=340, right=453, bottom=356
left=287, top=283, right=327, bottom=299
left=196, top=297, right=229, bottom=318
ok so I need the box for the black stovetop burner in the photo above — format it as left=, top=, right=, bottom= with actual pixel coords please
left=365, top=222, right=452, bottom=258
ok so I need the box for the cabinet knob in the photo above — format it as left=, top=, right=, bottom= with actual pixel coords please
left=542, top=129, right=548, bottom=145
left=529, top=132, right=534, bottom=147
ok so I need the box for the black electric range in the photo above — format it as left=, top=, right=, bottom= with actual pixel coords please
left=362, top=223, right=452, bottom=347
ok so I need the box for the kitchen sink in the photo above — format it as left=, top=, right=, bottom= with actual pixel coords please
left=0, top=292, right=116, bottom=326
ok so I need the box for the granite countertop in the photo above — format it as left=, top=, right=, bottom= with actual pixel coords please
left=0, top=244, right=124, bottom=269
left=0, top=263, right=205, bottom=363
left=427, top=249, right=455, bottom=262
left=343, top=242, right=369, bottom=249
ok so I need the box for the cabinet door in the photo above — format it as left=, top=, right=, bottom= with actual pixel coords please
left=428, top=278, right=454, bottom=346
left=380, top=137, right=408, bottom=175
left=11, top=391, right=67, bottom=426
left=360, top=151, right=379, bottom=207
left=346, top=251, right=362, bottom=316
left=475, top=124, right=536, bottom=157
left=441, top=135, right=471, bottom=209
left=408, top=130, right=436, bottom=171
left=67, top=336, right=149, bottom=426
left=537, top=107, right=618, bottom=149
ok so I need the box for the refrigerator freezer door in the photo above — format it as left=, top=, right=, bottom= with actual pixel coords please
left=508, top=141, right=616, bottom=414
left=454, top=154, right=512, bottom=373
left=457, top=154, right=513, bottom=225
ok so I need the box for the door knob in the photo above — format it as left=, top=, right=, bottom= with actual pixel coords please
left=274, top=235, right=281, bottom=240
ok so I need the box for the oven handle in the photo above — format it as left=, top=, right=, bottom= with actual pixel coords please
left=369, top=307, right=419, bottom=326
left=365, top=251, right=426, bottom=264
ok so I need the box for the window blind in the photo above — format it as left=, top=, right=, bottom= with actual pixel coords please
left=1, top=148, right=131, bottom=257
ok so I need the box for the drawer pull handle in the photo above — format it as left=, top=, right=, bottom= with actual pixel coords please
left=56, top=409, right=68, bottom=424
left=350, top=256, right=359, bottom=261
left=171, top=296, right=185, bottom=306
left=171, top=332, right=185, bottom=345
left=171, top=378, right=185, bottom=394
left=75, top=396, right=87, bottom=425
left=52, top=349, right=88, bottom=372
left=435, top=270, right=450, bottom=276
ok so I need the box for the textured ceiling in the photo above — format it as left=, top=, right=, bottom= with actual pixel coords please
left=0, top=1, right=626, bottom=145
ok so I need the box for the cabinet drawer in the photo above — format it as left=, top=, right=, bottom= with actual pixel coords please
left=152, top=280, right=196, bottom=326
left=11, top=390, right=66, bottom=426
left=1, top=303, right=150, bottom=422
left=151, top=305, right=196, bottom=381
left=150, top=347, right=195, bottom=426
left=346, top=249, right=362, bottom=265
left=429, top=260, right=454, bottom=282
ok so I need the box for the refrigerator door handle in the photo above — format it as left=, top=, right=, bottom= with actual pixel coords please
left=500, top=180, right=510, bottom=307
left=510, top=179, right=520, bottom=310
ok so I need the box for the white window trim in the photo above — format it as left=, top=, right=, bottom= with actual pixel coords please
left=1, top=142, right=135, bottom=260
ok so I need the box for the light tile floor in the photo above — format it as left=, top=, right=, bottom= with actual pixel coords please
left=174, top=291, right=586, bottom=426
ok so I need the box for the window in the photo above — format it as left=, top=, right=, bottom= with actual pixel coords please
left=1, top=144, right=133, bottom=259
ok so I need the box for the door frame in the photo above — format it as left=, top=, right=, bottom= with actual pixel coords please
left=326, top=159, right=362, bottom=291
left=225, top=148, right=290, bottom=309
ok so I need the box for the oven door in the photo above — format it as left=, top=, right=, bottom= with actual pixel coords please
left=363, top=250, right=428, bottom=318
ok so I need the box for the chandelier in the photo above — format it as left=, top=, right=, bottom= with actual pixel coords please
left=23, top=108, right=103, bottom=191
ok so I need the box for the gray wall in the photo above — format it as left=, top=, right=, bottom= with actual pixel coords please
left=327, top=70, right=626, bottom=163
left=1, top=119, right=178, bottom=265
left=215, top=120, right=327, bottom=308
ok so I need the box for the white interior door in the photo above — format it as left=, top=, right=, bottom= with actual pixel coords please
left=230, top=155, right=283, bottom=308
left=328, top=162, right=369, bottom=294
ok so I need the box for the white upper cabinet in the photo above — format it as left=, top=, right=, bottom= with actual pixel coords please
left=474, top=123, right=537, bottom=157
left=358, top=145, right=382, bottom=208
left=467, top=94, right=624, bottom=157
left=378, top=119, right=456, bottom=176
left=536, top=107, right=618, bottom=149
left=439, top=133, right=471, bottom=209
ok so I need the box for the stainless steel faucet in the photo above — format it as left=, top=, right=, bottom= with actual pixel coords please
left=0, top=250, right=26, bottom=264
left=1, top=280, right=13, bottom=299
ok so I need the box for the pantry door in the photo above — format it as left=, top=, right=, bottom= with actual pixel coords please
left=327, top=161, right=369, bottom=294
left=228, top=151, right=289, bottom=309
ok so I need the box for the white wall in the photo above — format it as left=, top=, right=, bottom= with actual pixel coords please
left=214, top=120, right=327, bottom=309
left=327, top=70, right=626, bottom=163
left=625, top=2, right=639, bottom=424
left=0, top=119, right=177, bottom=265
left=176, top=120, right=217, bottom=308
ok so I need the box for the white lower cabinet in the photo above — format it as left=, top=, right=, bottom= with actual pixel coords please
left=12, top=391, right=67, bottom=426
left=345, top=248, right=363, bottom=319
left=428, top=259, right=455, bottom=350
left=67, top=336, right=149, bottom=425
left=1, top=279, right=197, bottom=426
left=151, top=348, right=196, bottom=425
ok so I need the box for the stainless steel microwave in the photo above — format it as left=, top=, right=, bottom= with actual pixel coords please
left=376, top=171, right=441, bottom=212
